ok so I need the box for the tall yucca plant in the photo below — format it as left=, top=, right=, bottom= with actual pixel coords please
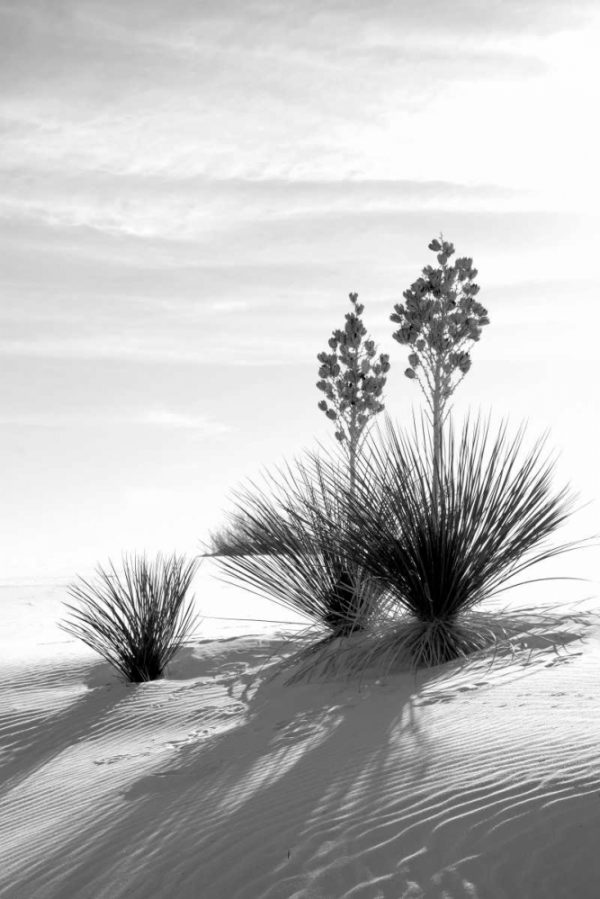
left=391, top=236, right=489, bottom=508
left=211, top=449, right=387, bottom=640
left=60, top=553, right=199, bottom=682
left=310, top=411, right=590, bottom=668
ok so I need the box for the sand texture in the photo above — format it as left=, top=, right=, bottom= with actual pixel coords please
left=1, top=584, right=599, bottom=898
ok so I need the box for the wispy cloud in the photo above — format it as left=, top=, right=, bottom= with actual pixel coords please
left=0, top=334, right=312, bottom=365
left=2, top=0, right=599, bottom=191
left=0, top=173, right=542, bottom=242
left=136, top=410, right=232, bottom=432
left=0, top=408, right=233, bottom=433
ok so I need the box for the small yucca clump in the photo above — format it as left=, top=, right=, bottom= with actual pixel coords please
left=308, top=411, right=591, bottom=672
left=60, top=553, right=199, bottom=682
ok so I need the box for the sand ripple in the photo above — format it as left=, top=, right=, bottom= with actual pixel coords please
left=1, top=607, right=599, bottom=899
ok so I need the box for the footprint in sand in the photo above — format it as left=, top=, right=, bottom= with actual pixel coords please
left=93, top=752, right=151, bottom=766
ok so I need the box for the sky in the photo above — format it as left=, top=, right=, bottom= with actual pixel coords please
left=1, top=0, right=599, bottom=581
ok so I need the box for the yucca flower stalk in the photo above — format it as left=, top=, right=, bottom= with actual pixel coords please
left=306, top=411, right=592, bottom=670
left=60, top=553, right=199, bottom=682
left=391, top=236, right=489, bottom=508
left=317, top=291, right=390, bottom=498
left=211, top=448, right=388, bottom=642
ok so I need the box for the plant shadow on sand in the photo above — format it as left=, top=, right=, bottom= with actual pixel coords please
left=0, top=656, right=135, bottom=796
left=7, top=599, right=595, bottom=899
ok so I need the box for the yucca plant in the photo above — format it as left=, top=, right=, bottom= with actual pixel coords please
left=210, top=449, right=388, bottom=642
left=204, top=509, right=276, bottom=557
left=391, top=235, right=489, bottom=509
left=306, top=411, right=592, bottom=670
left=60, top=553, right=199, bottom=682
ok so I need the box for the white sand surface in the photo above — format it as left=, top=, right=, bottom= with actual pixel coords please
left=1, top=568, right=599, bottom=899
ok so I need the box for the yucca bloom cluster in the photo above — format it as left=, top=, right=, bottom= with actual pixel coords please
left=391, top=237, right=490, bottom=425
left=317, top=292, right=390, bottom=448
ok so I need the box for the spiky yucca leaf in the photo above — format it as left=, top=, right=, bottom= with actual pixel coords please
left=307, top=411, right=591, bottom=666
left=60, top=553, right=199, bottom=682
left=202, top=505, right=292, bottom=558
left=211, top=450, right=388, bottom=639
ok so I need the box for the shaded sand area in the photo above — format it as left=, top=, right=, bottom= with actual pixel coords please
left=1, top=578, right=600, bottom=899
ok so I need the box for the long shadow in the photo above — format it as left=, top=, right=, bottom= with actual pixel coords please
left=6, top=612, right=590, bottom=898
left=166, top=632, right=300, bottom=683
left=0, top=629, right=303, bottom=803
left=0, top=657, right=136, bottom=795
left=8, top=652, right=440, bottom=899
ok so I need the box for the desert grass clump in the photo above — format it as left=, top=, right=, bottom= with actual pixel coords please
left=208, top=449, right=388, bottom=643
left=310, top=411, right=591, bottom=671
left=60, top=553, right=199, bottom=682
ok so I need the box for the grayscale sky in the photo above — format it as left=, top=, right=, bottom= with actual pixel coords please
left=1, top=0, right=599, bottom=578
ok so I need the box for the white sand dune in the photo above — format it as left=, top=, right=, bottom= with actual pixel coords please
left=1, top=579, right=600, bottom=899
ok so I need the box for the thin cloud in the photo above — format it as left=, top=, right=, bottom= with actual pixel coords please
left=0, top=408, right=234, bottom=433
left=0, top=335, right=311, bottom=365
left=136, top=410, right=233, bottom=432
left=4, top=1, right=597, bottom=189
left=0, top=174, right=542, bottom=241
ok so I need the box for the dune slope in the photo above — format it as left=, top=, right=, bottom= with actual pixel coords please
left=1, top=587, right=599, bottom=899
